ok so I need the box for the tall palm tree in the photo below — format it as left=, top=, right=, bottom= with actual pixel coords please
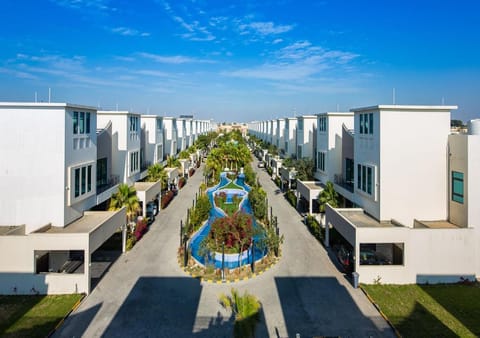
left=147, top=163, right=168, bottom=189
left=318, top=181, right=339, bottom=213
left=109, top=183, right=140, bottom=222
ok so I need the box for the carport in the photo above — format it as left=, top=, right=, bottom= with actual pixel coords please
left=296, top=180, right=323, bottom=215
left=24, top=208, right=127, bottom=294
left=135, top=181, right=161, bottom=217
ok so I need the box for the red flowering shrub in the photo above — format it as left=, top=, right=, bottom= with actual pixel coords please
left=189, top=168, right=195, bottom=177
left=134, top=218, right=148, bottom=241
left=161, top=190, right=174, bottom=209
left=209, top=212, right=253, bottom=252
left=178, top=177, right=186, bottom=189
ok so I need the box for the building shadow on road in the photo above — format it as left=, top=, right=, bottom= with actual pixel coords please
left=101, top=277, right=270, bottom=337
left=275, top=276, right=395, bottom=338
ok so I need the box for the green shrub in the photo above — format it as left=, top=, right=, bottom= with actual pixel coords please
left=305, top=215, right=322, bottom=240
left=126, top=236, right=136, bottom=251
left=248, top=186, right=267, bottom=221
left=285, top=190, right=297, bottom=207
left=266, top=166, right=273, bottom=176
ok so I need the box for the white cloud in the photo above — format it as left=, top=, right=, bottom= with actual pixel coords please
left=162, top=1, right=215, bottom=41
left=138, top=52, right=215, bottom=64
left=50, top=0, right=114, bottom=11
left=110, top=27, right=150, bottom=37
left=134, top=69, right=173, bottom=78
left=240, top=21, right=294, bottom=36
left=224, top=40, right=359, bottom=81
left=272, top=38, right=283, bottom=44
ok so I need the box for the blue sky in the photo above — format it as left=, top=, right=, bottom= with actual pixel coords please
left=0, top=0, right=479, bottom=122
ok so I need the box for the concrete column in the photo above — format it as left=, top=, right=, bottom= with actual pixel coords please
left=122, top=224, right=127, bottom=253
left=324, top=222, right=330, bottom=248
left=309, top=197, right=312, bottom=215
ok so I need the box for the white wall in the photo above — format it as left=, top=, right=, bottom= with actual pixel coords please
left=316, top=113, right=353, bottom=184
left=380, top=110, right=450, bottom=225
left=98, top=111, right=141, bottom=185
left=285, top=118, right=297, bottom=158
left=357, top=227, right=476, bottom=284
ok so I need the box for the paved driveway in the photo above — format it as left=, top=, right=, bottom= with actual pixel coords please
left=56, top=162, right=394, bottom=337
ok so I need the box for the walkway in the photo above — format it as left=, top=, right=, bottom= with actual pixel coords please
left=55, top=162, right=395, bottom=337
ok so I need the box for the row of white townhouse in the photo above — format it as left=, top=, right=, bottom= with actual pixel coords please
left=248, top=105, right=480, bottom=284
left=0, top=102, right=212, bottom=295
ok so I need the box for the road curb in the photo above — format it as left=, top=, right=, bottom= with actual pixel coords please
left=179, top=256, right=280, bottom=284
left=47, top=293, right=86, bottom=337
left=359, top=286, right=402, bottom=338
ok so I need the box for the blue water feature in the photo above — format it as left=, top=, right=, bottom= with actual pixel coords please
left=189, top=172, right=267, bottom=269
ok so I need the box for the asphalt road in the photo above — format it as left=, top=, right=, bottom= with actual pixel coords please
left=55, top=161, right=394, bottom=338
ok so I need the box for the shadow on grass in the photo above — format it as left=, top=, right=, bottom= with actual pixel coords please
left=0, top=295, right=45, bottom=336
left=419, top=283, right=480, bottom=337
left=394, top=301, right=457, bottom=338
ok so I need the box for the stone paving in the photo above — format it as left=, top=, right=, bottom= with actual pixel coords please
left=55, top=162, right=395, bottom=338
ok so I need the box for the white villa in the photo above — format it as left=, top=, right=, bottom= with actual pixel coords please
left=0, top=102, right=211, bottom=295
left=248, top=105, right=480, bottom=284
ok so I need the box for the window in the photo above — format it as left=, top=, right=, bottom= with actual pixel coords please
left=297, top=145, right=303, bottom=159
left=357, top=164, right=374, bottom=196
left=317, top=151, right=326, bottom=171
left=156, top=144, right=163, bottom=162
left=156, top=119, right=163, bottom=130
left=72, top=163, right=93, bottom=201
left=359, top=243, right=404, bottom=265
left=73, top=111, right=91, bottom=136
left=285, top=141, right=288, bottom=152
left=318, top=116, right=327, bottom=132
left=97, top=158, right=108, bottom=187
left=359, top=113, right=374, bottom=135
left=79, top=112, right=85, bottom=134
left=86, top=113, right=90, bottom=134
left=345, top=158, right=354, bottom=184
left=130, top=151, right=140, bottom=174
left=297, top=119, right=304, bottom=130
left=452, top=171, right=464, bottom=203
left=74, top=168, right=80, bottom=197
left=129, top=116, right=139, bottom=132
left=73, top=112, right=78, bottom=134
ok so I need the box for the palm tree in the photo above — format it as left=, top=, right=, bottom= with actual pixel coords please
left=166, top=155, right=181, bottom=168
left=318, top=181, right=339, bottom=213
left=109, top=183, right=140, bottom=222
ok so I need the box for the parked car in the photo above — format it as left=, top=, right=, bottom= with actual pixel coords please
left=359, top=249, right=391, bottom=265
left=336, top=245, right=353, bottom=273
left=146, top=202, right=156, bottom=224
left=257, top=161, right=265, bottom=168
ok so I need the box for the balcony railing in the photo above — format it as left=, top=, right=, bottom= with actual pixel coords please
left=334, top=174, right=354, bottom=193
left=96, top=175, right=120, bottom=194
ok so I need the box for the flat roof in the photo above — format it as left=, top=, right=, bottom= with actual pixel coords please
left=98, top=110, right=140, bottom=116
left=317, top=112, right=353, bottom=117
left=0, top=102, right=97, bottom=110
left=351, top=105, right=458, bottom=113
left=338, top=209, right=397, bottom=228
left=302, top=181, right=324, bottom=191
left=0, top=225, right=25, bottom=236
left=44, top=211, right=119, bottom=234
left=414, top=220, right=460, bottom=229
left=134, top=181, right=157, bottom=192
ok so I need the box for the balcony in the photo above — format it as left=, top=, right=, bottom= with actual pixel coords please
left=334, top=174, right=354, bottom=193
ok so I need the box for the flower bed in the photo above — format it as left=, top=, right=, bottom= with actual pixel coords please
left=178, top=177, right=186, bottom=189
left=161, top=190, right=174, bottom=208
left=189, top=168, right=195, bottom=177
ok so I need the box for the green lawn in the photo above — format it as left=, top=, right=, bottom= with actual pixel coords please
left=362, top=283, right=480, bottom=338
left=223, top=181, right=242, bottom=190
left=0, top=294, right=83, bottom=337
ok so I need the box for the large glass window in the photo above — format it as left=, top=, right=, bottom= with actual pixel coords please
left=79, top=112, right=85, bottom=134
left=318, top=116, right=327, bottom=132
left=452, top=171, right=464, bottom=203
left=73, top=112, right=78, bottom=134
left=81, top=167, right=86, bottom=194
left=74, top=168, right=80, bottom=197
left=359, top=113, right=374, bottom=135
left=318, top=152, right=326, bottom=171
left=86, top=113, right=90, bottom=134
left=87, top=165, right=92, bottom=192
left=97, top=158, right=107, bottom=187
left=357, top=164, right=375, bottom=196
left=360, top=243, right=404, bottom=265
